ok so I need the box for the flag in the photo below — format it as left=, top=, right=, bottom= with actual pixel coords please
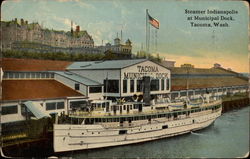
left=148, top=13, right=159, bottom=29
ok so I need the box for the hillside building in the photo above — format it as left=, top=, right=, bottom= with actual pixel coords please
left=1, top=18, right=133, bottom=57
left=97, top=37, right=132, bottom=59
left=1, top=19, right=94, bottom=52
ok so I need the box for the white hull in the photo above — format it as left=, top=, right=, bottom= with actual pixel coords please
left=54, top=108, right=221, bottom=152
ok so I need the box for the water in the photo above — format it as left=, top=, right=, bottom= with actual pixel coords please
left=60, top=107, right=249, bottom=158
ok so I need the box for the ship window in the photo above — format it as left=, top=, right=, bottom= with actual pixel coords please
left=70, top=100, right=87, bottom=109
left=2, top=105, right=18, bottom=115
left=188, top=91, right=194, bottom=96
left=162, top=125, right=168, bottom=129
left=134, top=104, right=138, bottom=109
left=180, top=91, right=187, bottom=96
left=115, top=118, right=119, bottom=122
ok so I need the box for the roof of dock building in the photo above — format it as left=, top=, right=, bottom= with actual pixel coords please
left=171, top=77, right=248, bottom=91
left=2, top=79, right=83, bottom=101
left=67, top=59, right=148, bottom=70
left=1, top=58, right=72, bottom=71
left=54, top=71, right=102, bottom=86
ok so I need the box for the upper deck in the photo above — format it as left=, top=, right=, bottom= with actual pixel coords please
left=68, top=100, right=222, bottom=119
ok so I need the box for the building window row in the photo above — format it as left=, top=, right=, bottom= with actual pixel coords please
left=3, top=72, right=54, bottom=79
left=123, top=78, right=170, bottom=94
left=46, top=102, right=64, bottom=110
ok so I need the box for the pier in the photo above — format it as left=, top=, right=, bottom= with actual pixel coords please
left=222, top=92, right=249, bottom=113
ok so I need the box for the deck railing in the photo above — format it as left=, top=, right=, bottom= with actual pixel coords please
left=68, top=99, right=222, bottom=118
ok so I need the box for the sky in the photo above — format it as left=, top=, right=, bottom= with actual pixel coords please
left=1, top=0, right=249, bottom=72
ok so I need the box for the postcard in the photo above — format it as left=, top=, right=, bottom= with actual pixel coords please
left=0, top=0, right=249, bottom=158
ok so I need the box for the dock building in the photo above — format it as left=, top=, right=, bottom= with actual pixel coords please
left=170, top=64, right=248, bottom=99
left=1, top=58, right=248, bottom=125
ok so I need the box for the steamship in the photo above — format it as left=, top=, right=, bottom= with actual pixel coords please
left=53, top=93, right=222, bottom=152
